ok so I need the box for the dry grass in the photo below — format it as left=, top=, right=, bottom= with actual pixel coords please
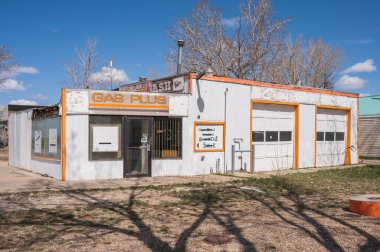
left=0, top=166, right=379, bottom=251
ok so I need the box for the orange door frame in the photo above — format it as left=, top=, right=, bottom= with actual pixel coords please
left=250, top=100, right=300, bottom=174
left=314, top=105, right=352, bottom=167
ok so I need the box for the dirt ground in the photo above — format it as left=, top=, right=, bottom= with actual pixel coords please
left=0, top=166, right=379, bottom=252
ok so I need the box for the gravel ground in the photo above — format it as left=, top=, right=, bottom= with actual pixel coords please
left=0, top=169, right=379, bottom=252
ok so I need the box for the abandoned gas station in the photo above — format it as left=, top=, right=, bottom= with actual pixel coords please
left=8, top=73, right=359, bottom=180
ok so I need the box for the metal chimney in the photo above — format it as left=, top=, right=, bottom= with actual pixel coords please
left=176, top=40, right=185, bottom=75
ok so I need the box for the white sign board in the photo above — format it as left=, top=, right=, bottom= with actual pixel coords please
left=194, top=123, right=224, bottom=152
left=48, top=128, right=58, bottom=153
left=66, top=90, right=89, bottom=113
left=34, top=130, right=42, bottom=153
left=92, top=126, right=119, bottom=152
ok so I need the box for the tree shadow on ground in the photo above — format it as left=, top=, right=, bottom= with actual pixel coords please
left=0, top=177, right=379, bottom=251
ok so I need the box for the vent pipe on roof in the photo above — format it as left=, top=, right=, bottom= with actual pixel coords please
left=176, top=40, right=185, bottom=75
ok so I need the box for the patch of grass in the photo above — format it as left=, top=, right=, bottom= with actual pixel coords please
left=159, top=225, right=169, bottom=233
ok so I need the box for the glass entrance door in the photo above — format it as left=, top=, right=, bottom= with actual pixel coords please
left=124, top=117, right=152, bottom=177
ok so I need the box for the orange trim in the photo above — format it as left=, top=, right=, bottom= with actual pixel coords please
left=357, top=99, right=360, bottom=164
left=346, top=109, right=352, bottom=165
left=315, top=105, right=352, bottom=166
left=32, top=156, right=61, bottom=162
left=250, top=100, right=300, bottom=172
left=295, top=106, right=300, bottom=169
left=61, top=88, right=67, bottom=181
left=89, top=103, right=169, bottom=109
left=314, top=107, right=317, bottom=167
left=193, top=121, right=225, bottom=153
left=189, top=74, right=359, bottom=98
left=250, top=103, right=253, bottom=173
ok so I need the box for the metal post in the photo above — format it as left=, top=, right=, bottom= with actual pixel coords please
left=176, top=40, right=185, bottom=75
left=231, top=145, right=235, bottom=174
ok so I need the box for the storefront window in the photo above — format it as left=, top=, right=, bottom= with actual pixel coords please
left=153, top=117, right=182, bottom=158
left=31, top=117, right=61, bottom=160
left=89, top=116, right=122, bottom=160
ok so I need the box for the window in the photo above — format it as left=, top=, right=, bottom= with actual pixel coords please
left=335, top=132, right=345, bottom=141
left=265, top=131, right=278, bottom=142
left=89, top=116, right=122, bottom=160
left=252, top=131, right=264, bottom=142
left=280, top=131, right=292, bottom=141
left=317, top=132, right=324, bottom=141
left=325, top=132, right=335, bottom=141
left=32, top=117, right=61, bottom=160
left=153, top=118, right=182, bottom=158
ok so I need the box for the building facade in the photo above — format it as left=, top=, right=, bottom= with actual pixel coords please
left=8, top=74, right=359, bottom=180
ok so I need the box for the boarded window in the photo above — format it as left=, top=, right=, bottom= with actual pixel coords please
left=317, top=132, right=324, bottom=141
left=335, top=132, right=345, bottom=141
left=325, top=132, right=335, bottom=141
left=153, top=118, right=182, bottom=158
left=252, top=131, right=264, bottom=142
left=280, top=131, right=292, bottom=141
left=265, top=131, right=278, bottom=142
left=89, top=116, right=122, bottom=160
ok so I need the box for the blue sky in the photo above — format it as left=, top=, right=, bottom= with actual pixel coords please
left=0, top=0, right=379, bottom=105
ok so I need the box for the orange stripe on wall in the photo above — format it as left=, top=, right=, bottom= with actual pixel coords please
left=61, top=88, right=67, bottom=181
left=89, top=103, right=169, bottom=109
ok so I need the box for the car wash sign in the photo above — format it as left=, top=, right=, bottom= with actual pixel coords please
left=119, top=76, right=187, bottom=93
left=194, top=122, right=225, bottom=152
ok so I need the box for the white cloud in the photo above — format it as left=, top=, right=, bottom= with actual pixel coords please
left=344, top=38, right=374, bottom=45
left=342, top=59, right=376, bottom=74
left=9, top=99, right=38, bottom=105
left=0, top=66, right=39, bottom=78
left=90, top=66, right=130, bottom=84
left=31, top=93, right=47, bottom=100
left=222, top=17, right=239, bottom=28
left=335, top=74, right=368, bottom=90
left=359, top=93, right=371, bottom=97
left=0, top=79, right=26, bottom=92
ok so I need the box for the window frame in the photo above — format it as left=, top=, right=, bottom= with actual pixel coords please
left=152, top=117, right=183, bottom=159
left=89, top=115, right=123, bottom=161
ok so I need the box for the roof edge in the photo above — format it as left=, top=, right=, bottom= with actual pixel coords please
left=189, top=74, right=359, bottom=98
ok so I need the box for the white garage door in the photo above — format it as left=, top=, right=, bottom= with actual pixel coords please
left=316, top=108, right=347, bottom=167
left=252, top=104, right=295, bottom=172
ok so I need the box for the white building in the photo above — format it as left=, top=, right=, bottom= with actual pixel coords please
left=8, top=73, right=359, bottom=180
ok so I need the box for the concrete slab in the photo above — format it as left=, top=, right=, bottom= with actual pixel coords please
left=0, top=161, right=242, bottom=194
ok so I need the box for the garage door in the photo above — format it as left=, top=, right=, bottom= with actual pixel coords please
left=252, top=104, right=295, bottom=172
left=316, top=108, right=347, bottom=167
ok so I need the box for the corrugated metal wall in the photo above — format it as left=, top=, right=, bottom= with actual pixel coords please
left=8, top=110, right=32, bottom=170
left=359, top=116, right=380, bottom=157
left=8, top=110, right=62, bottom=179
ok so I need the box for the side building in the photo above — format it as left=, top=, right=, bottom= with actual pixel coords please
left=359, top=95, right=380, bottom=158
left=8, top=73, right=359, bottom=180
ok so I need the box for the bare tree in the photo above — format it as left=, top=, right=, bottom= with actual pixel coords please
left=0, top=45, right=15, bottom=85
left=64, top=39, right=98, bottom=89
left=269, top=37, right=343, bottom=88
left=167, top=0, right=288, bottom=81
left=167, top=0, right=343, bottom=89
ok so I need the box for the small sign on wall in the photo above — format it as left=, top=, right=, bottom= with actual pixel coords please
left=194, top=122, right=225, bottom=152
left=34, top=130, right=42, bottom=153
left=92, top=126, right=119, bottom=152
left=48, top=128, right=58, bottom=153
